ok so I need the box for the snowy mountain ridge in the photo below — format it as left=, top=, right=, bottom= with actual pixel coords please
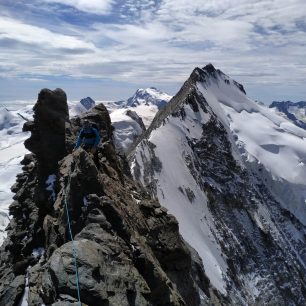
left=130, top=64, right=306, bottom=304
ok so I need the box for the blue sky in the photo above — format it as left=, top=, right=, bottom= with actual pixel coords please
left=0, top=0, right=305, bottom=104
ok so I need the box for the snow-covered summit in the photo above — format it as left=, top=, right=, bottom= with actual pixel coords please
left=126, top=87, right=172, bottom=109
left=194, top=65, right=306, bottom=186
left=130, top=63, right=306, bottom=304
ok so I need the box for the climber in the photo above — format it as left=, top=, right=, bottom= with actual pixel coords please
left=74, top=119, right=100, bottom=166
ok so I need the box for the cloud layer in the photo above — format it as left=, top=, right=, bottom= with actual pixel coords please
left=43, top=0, right=114, bottom=14
left=0, top=0, right=305, bottom=102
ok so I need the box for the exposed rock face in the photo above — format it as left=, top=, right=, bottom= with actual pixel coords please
left=0, top=89, right=216, bottom=305
left=126, top=109, right=146, bottom=132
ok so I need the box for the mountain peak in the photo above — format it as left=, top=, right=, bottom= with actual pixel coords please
left=202, top=63, right=217, bottom=74
left=126, top=87, right=172, bottom=109
left=191, top=64, right=246, bottom=95
left=130, top=64, right=306, bottom=304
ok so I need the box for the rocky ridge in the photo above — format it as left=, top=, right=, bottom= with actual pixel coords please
left=0, top=88, right=220, bottom=305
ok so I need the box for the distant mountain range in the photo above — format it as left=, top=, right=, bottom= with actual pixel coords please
left=107, top=87, right=172, bottom=151
left=269, top=100, right=306, bottom=130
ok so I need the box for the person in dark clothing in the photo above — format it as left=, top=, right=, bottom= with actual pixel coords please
left=74, top=120, right=101, bottom=167
left=74, top=120, right=100, bottom=151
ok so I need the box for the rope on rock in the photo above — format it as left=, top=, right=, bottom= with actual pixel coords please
left=64, top=175, right=82, bottom=306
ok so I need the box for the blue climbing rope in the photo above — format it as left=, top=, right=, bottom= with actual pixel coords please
left=64, top=183, right=82, bottom=306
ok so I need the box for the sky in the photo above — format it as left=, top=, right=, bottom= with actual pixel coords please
left=0, top=0, right=305, bottom=104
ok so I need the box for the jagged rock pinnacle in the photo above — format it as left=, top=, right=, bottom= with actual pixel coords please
left=23, top=88, right=69, bottom=178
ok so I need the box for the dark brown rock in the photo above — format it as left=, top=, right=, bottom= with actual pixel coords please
left=24, top=88, right=69, bottom=179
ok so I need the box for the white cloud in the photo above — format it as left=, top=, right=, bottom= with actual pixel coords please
left=0, top=0, right=305, bottom=102
left=0, top=16, right=95, bottom=50
left=43, top=0, right=114, bottom=14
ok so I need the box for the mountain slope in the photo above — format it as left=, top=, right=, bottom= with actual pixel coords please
left=130, top=64, right=306, bottom=305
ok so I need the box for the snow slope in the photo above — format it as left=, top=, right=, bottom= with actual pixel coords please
left=132, top=104, right=227, bottom=293
left=196, top=72, right=306, bottom=222
left=110, top=108, right=145, bottom=151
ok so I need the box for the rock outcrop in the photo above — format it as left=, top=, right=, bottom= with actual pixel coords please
left=80, top=97, right=95, bottom=110
left=126, top=110, right=146, bottom=132
left=23, top=88, right=69, bottom=179
left=0, top=89, right=216, bottom=305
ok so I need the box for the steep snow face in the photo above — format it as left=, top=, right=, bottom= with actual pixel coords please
left=132, top=93, right=228, bottom=293
left=133, top=104, right=227, bottom=293
left=196, top=70, right=306, bottom=222
left=108, top=88, right=172, bottom=151
left=131, top=65, right=306, bottom=303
